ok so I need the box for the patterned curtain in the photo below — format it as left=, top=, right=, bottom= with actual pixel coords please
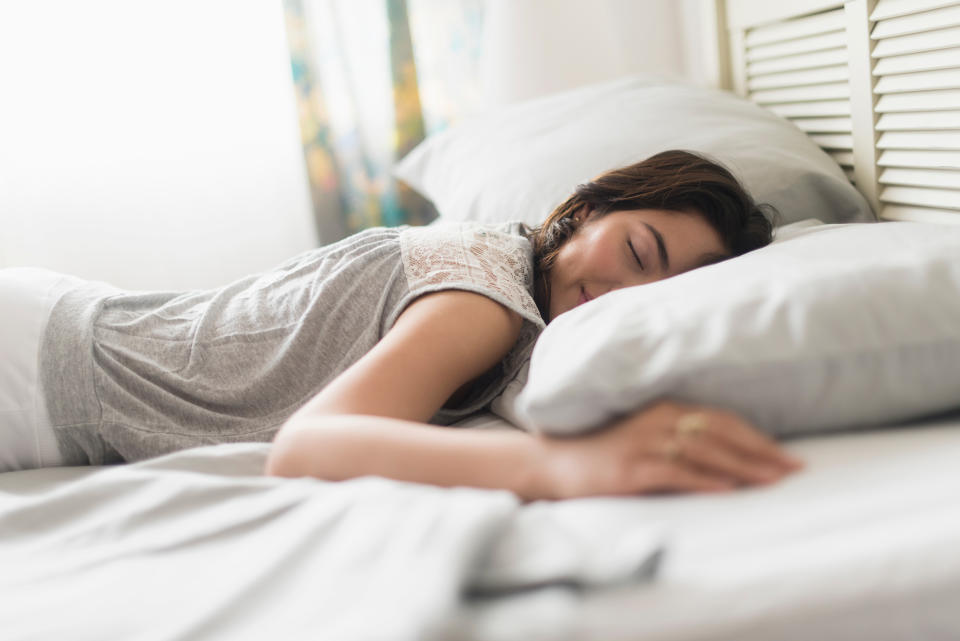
left=284, top=0, right=441, bottom=242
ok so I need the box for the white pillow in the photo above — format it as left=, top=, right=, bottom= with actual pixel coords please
left=511, top=221, right=960, bottom=438
left=394, top=75, right=874, bottom=228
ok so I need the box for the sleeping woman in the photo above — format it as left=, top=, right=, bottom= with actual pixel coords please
left=0, top=149, right=802, bottom=499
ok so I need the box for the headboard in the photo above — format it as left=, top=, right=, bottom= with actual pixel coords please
left=709, top=0, right=960, bottom=224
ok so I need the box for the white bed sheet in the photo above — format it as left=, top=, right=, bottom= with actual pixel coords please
left=454, top=411, right=960, bottom=641
left=1, top=411, right=959, bottom=641
left=0, top=425, right=663, bottom=641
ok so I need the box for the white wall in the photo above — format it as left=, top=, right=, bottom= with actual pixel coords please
left=0, top=0, right=316, bottom=290
left=477, top=0, right=699, bottom=109
left=0, top=0, right=713, bottom=291
left=409, top=0, right=713, bottom=122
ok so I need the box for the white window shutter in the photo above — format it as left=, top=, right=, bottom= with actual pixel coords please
left=723, top=0, right=960, bottom=223
left=739, top=6, right=859, bottom=183
left=871, top=0, right=960, bottom=222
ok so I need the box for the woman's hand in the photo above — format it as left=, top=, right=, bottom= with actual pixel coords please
left=533, top=400, right=804, bottom=500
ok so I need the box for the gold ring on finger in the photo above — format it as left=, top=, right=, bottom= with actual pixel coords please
left=660, top=439, right=682, bottom=462
left=675, top=412, right=709, bottom=438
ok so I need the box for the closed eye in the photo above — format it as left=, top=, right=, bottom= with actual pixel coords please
left=627, top=240, right=644, bottom=270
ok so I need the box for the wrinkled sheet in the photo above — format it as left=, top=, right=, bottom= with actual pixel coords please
left=0, top=430, right=663, bottom=641
left=3, top=412, right=960, bottom=641
left=453, top=412, right=960, bottom=641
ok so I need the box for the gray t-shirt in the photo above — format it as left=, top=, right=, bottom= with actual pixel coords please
left=39, top=222, right=545, bottom=466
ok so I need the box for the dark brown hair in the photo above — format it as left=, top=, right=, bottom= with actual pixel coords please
left=527, top=149, right=776, bottom=319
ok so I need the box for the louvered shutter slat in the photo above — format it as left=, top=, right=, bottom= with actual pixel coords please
left=809, top=133, right=855, bottom=149
left=880, top=185, right=960, bottom=208
left=873, top=47, right=960, bottom=75
left=875, top=89, right=960, bottom=112
left=752, top=82, right=850, bottom=104
left=874, top=69, right=960, bottom=93
left=745, top=9, right=846, bottom=47
left=748, top=48, right=848, bottom=75
left=878, top=131, right=960, bottom=149
left=792, top=117, right=854, bottom=132
left=876, top=110, right=960, bottom=129
left=872, top=0, right=960, bottom=20
left=746, top=31, right=847, bottom=62
left=877, top=149, right=960, bottom=169
left=879, top=167, right=960, bottom=187
left=872, top=25, right=960, bottom=58
left=870, top=4, right=960, bottom=39
left=766, top=100, right=851, bottom=117
left=881, top=204, right=960, bottom=222
left=748, top=65, right=849, bottom=90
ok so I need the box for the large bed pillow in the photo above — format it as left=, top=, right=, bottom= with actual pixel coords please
left=394, top=74, right=874, bottom=228
left=511, top=221, right=960, bottom=438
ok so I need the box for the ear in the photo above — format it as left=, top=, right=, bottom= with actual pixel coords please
left=574, top=206, right=593, bottom=223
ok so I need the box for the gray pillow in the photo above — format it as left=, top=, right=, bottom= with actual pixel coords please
left=394, top=75, right=874, bottom=227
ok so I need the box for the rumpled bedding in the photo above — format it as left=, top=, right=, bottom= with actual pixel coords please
left=0, top=437, right=663, bottom=641
left=4, top=411, right=960, bottom=641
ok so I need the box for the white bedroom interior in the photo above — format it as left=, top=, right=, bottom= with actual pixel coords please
left=0, top=0, right=709, bottom=289
left=5, top=1, right=960, bottom=638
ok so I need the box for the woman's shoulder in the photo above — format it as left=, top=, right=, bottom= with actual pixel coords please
left=398, top=220, right=533, bottom=259
left=398, top=221, right=535, bottom=283
left=397, top=220, right=543, bottom=329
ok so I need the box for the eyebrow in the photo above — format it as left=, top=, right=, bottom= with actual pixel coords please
left=642, top=222, right=670, bottom=271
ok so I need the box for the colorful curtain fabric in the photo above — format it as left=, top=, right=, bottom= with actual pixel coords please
left=285, top=0, right=475, bottom=242
left=406, top=0, right=485, bottom=135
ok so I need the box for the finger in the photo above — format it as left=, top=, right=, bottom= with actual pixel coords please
left=631, top=461, right=736, bottom=495
left=673, top=436, right=789, bottom=486
left=702, top=411, right=803, bottom=470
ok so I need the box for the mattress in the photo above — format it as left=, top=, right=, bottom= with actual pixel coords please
left=2, top=411, right=959, bottom=641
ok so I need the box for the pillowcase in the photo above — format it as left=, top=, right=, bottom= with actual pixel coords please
left=510, top=221, right=960, bottom=438
left=394, top=74, right=874, bottom=228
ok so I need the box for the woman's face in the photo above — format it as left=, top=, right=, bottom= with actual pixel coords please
left=547, top=208, right=728, bottom=321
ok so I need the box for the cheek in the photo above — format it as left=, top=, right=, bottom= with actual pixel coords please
left=579, top=237, right=621, bottom=274
left=546, top=254, right=577, bottom=316
left=551, top=246, right=578, bottom=283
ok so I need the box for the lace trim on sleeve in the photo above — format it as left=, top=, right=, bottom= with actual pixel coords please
left=399, top=223, right=544, bottom=328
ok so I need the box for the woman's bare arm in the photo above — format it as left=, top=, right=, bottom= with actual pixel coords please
left=264, top=290, right=557, bottom=499
left=287, top=289, right=523, bottom=424
left=267, top=413, right=553, bottom=500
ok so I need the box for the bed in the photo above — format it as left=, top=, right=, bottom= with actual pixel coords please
left=4, top=411, right=960, bottom=641
left=4, top=1, right=960, bottom=639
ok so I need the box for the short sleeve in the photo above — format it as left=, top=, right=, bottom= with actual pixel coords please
left=393, top=222, right=546, bottom=425
left=395, top=222, right=544, bottom=331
